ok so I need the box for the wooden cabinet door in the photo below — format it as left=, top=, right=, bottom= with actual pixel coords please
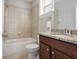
left=40, top=42, right=50, bottom=59
left=51, top=48, right=55, bottom=59
left=54, top=49, right=73, bottom=59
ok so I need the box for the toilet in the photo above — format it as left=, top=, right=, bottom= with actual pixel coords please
left=26, top=43, right=39, bottom=59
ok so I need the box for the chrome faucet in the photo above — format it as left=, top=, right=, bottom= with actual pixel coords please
left=64, top=29, right=68, bottom=35
left=64, top=29, right=72, bottom=36
left=2, top=33, right=8, bottom=38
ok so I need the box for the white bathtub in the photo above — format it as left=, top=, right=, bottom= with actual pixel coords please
left=3, top=38, right=37, bottom=56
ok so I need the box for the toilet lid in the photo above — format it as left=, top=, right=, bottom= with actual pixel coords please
left=26, top=44, right=39, bottom=48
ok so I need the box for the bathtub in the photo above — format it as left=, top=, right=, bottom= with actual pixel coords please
left=3, top=38, right=37, bottom=56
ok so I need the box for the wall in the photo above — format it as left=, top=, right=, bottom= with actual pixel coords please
left=4, top=0, right=32, bottom=39
left=39, top=12, right=52, bottom=32
left=31, top=0, right=39, bottom=39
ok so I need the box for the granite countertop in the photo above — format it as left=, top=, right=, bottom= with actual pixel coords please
left=39, top=32, right=77, bottom=45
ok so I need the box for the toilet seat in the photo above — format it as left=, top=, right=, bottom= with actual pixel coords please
left=26, top=43, right=39, bottom=53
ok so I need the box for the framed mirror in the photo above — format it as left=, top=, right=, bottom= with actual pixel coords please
left=51, top=0, right=77, bottom=30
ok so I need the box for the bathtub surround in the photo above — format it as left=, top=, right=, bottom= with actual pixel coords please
left=3, top=0, right=39, bottom=59
left=4, top=0, right=39, bottom=40
left=4, top=0, right=32, bottom=39
left=31, top=0, right=39, bottom=40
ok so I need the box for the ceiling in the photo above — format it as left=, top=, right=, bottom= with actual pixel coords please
left=26, top=0, right=33, bottom=2
left=5, top=0, right=33, bottom=3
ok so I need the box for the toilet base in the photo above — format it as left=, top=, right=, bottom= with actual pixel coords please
left=28, top=52, right=37, bottom=59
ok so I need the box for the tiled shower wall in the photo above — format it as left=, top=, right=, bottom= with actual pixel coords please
left=31, top=0, right=39, bottom=40
left=4, top=5, right=32, bottom=39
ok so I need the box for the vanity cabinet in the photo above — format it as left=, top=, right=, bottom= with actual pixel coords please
left=54, top=49, right=72, bottom=59
left=40, top=42, right=50, bottom=59
left=39, top=35, right=77, bottom=59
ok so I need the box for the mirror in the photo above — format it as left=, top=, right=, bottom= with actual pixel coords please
left=51, top=0, right=76, bottom=30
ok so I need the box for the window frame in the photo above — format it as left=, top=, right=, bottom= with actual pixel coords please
left=40, top=0, right=53, bottom=16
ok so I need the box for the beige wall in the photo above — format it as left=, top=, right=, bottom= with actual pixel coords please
left=4, top=0, right=39, bottom=40
left=4, top=5, right=32, bottom=39
left=31, top=0, right=39, bottom=40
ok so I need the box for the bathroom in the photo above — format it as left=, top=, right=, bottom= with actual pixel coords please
left=3, top=0, right=77, bottom=59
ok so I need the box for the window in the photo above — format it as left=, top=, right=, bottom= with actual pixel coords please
left=40, top=0, right=54, bottom=15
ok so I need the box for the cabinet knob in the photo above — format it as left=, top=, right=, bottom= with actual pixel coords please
left=52, top=51, right=54, bottom=54
left=46, top=48, right=49, bottom=51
